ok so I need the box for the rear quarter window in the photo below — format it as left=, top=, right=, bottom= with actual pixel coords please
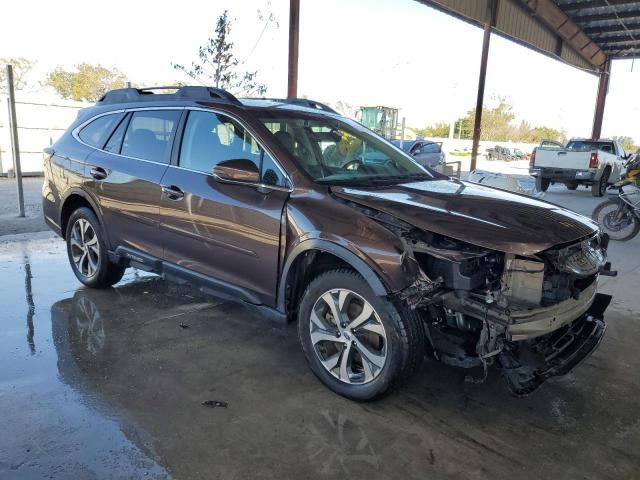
left=78, top=113, right=125, bottom=148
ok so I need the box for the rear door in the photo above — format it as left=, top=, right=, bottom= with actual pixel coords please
left=84, top=108, right=182, bottom=258
left=159, top=109, right=290, bottom=306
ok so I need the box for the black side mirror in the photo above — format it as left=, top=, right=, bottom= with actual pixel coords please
left=213, top=159, right=260, bottom=184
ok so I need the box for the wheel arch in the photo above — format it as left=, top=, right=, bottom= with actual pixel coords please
left=277, top=240, right=388, bottom=317
left=59, top=189, right=102, bottom=240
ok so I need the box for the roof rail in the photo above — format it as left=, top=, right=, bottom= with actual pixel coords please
left=249, top=97, right=338, bottom=114
left=97, top=86, right=240, bottom=105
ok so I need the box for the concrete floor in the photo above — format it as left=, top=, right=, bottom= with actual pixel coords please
left=1, top=185, right=639, bottom=479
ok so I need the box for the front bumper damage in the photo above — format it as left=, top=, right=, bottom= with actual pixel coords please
left=498, top=293, right=611, bottom=397
left=396, top=233, right=612, bottom=397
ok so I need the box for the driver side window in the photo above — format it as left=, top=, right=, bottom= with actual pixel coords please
left=180, top=111, right=260, bottom=174
left=180, top=110, right=287, bottom=188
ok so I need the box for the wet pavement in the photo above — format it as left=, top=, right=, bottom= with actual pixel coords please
left=1, top=223, right=640, bottom=479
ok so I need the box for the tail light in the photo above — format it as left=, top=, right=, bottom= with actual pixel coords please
left=529, top=149, right=536, bottom=168
left=589, top=152, right=599, bottom=168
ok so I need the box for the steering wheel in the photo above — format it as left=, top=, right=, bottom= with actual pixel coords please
left=343, top=159, right=363, bottom=171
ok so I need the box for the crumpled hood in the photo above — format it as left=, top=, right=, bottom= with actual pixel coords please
left=332, top=179, right=598, bottom=255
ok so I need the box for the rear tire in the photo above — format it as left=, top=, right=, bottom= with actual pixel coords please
left=297, top=269, right=424, bottom=401
left=65, top=207, right=126, bottom=288
left=592, top=168, right=610, bottom=197
left=565, top=182, right=578, bottom=190
left=536, top=177, right=550, bottom=192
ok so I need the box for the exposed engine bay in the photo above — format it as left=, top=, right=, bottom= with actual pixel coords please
left=349, top=200, right=614, bottom=396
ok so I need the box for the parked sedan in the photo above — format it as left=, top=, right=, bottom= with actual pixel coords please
left=392, top=140, right=445, bottom=169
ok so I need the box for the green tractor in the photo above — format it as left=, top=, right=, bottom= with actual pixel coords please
left=359, top=106, right=400, bottom=140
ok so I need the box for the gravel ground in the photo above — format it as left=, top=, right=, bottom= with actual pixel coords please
left=0, top=176, right=46, bottom=236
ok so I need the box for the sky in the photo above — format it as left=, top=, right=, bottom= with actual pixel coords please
left=2, top=0, right=639, bottom=141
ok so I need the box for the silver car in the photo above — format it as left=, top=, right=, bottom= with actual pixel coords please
left=392, top=140, right=446, bottom=169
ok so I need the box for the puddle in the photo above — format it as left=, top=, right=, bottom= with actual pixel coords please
left=0, top=235, right=171, bottom=479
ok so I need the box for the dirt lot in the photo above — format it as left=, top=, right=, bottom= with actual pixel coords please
left=0, top=179, right=639, bottom=480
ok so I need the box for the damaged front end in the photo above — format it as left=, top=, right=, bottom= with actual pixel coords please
left=397, top=224, right=613, bottom=397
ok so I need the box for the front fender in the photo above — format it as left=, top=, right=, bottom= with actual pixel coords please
left=277, top=238, right=389, bottom=311
left=277, top=195, right=423, bottom=312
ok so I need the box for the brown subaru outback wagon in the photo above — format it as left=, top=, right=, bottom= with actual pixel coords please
left=43, top=86, right=613, bottom=400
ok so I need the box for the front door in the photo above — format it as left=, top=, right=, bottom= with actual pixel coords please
left=159, top=109, right=290, bottom=306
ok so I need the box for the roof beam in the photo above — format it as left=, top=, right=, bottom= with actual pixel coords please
left=522, top=0, right=608, bottom=67
left=593, top=32, right=640, bottom=43
left=562, top=0, right=639, bottom=13
left=572, top=10, right=640, bottom=24
left=598, top=37, right=640, bottom=46
left=604, top=47, right=640, bottom=56
left=584, top=21, right=640, bottom=34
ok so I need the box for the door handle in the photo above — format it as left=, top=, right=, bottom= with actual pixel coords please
left=90, top=167, right=109, bottom=180
left=557, top=151, right=567, bottom=155
left=162, top=185, right=185, bottom=200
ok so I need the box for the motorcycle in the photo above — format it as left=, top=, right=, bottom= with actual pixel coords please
left=592, top=155, right=640, bottom=241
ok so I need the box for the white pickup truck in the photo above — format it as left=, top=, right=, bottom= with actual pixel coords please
left=530, top=138, right=628, bottom=197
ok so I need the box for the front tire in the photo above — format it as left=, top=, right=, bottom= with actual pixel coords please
left=593, top=200, right=640, bottom=241
left=65, top=207, right=126, bottom=288
left=565, top=182, right=579, bottom=190
left=297, top=269, right=424, bottom=401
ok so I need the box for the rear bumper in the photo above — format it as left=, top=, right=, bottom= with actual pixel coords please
left=536, top=167, right=597, bottom=182
left=498, top=293, right=611, bottom=397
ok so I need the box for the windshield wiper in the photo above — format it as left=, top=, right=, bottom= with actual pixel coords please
left=317, top=173, right=432, bottom=187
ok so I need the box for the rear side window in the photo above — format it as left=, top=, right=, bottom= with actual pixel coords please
left=121, top=110, right=181, bottom=163
left=104, top=114, right=130, bottom=153
left=78, top=113, right=125, bottom=148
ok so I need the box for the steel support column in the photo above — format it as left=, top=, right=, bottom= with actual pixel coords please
left=287, top=0, right=300, bottom=98
left=6, top=64, right=25, bottom=217
left=470, top=0, right=497, bottom=172
left=591, top=61, right=610, bottom=140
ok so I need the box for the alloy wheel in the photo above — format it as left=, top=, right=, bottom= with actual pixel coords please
left=309, top=288, right=387, bottom=385
left=69, top=218, right=100, bottom=278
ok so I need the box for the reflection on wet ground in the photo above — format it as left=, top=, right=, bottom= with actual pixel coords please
left=1, top=233, right=640, bottom=479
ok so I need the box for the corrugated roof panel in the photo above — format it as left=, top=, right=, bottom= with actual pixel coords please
left=561, top=43, right=593, bottom=70
left=496, top=0, right=557, bottom=54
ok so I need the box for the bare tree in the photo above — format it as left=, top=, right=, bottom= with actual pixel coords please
left=173, top=10, right=269, bottom=96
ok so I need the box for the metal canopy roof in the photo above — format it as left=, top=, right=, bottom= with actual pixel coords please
left=418, top=0, right=640, bottom=72
left=557, top=0, right=640, bottom=59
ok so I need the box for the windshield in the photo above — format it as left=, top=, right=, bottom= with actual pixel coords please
left=259, top=112, right=432, bottom=186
